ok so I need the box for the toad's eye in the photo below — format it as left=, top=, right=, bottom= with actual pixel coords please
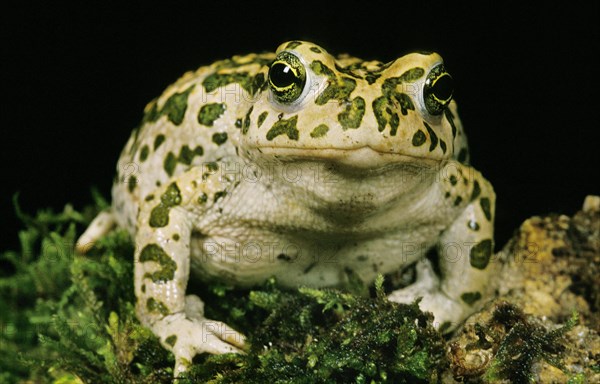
left=268, top=52, right=307, bottom=104
left=423, top=64, right=454, bottom=115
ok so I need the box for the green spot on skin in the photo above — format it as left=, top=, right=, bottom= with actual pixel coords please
left=365, top=74, right=380, bottom=84
left=198, top=193, right=208, bottom=204
left=178, top=145, right=195, bottom=165
left=471, top=181, right=481, bottom=201
left=202, top=72, right=262, bottom=96
left=177, top=145, right=204, bottom=165
left=242, top=106, right=253, bottom=135
left=146, top=298, right=169, bottom=316
left=172, top=233, right=180, bottom=241
left=394, top=93, right=415, bottom=115
left=480, top=197, right=492, bottom=221
left=310, top=124, right=329, bottom=138
left=309, top=46, right=322, bottom=53
left=257, top=111, right=268, bottom=128
left=335, top=63, right=363, bottom=80
left=285, top=41, right=302, bottom=49
left=149, top=183, right=182, bottom=228
left=266, top=115, right=299, bottom=141
left=445, top=108, right=457, bottom=138
left=163, top=152, right=177, bottom=177
left=235, top=118, right=242, bottom=128
left=461, top=291, right=482, bottom=306
left=412, top=130, right=427, bottom=146
left=206, top=162, right=218, bottom=172
left=165, top=335, right=178, bottom=347
left=212, top=132, right=228, bottom=145
left=139, top=145, right=149, bottom=162
left=310, top=61, right=357, bottom=105
left=470, top=239, right=493, bottom=269
left=149, top=205, right=169, bottom=227
left=373, top=74, right=420, bottom=134
left=143, top=85, right=195, bottom=126
left=142, top=101, right=158, bottom=125
left=449, top=175, right=457, bottom=185
left=398, top=67, right=425, bottom=82
left=372, top=97, right=399, bottom=135
left=161, top=182, right=182, bottom=206
left=140, top=244, right=177, bottom=282
left=154, top=134, right=165, bottom=150
left=338, top=96, right=366, bottom=129
left=214, top=190, right=227, bottom=203
left=127, top=175, right=137, bottom=193
left=440, top=140, right=447, bottom=154
left=310, top=60, right=335, bottom=77
left=454, top=196, right=463, bottom=206
left=318, top=77, right=357, bottom=105
left=457, top=148, right=469, bottom=164
left=198, top=103, right=226, bottom=127
left=423, top=122, right=438, bottom=151
left=145, top=194, right=155, bottom=202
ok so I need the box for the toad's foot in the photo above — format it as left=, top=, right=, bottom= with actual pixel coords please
left=151, top=295, right=246, bottom=377
left=387, top=258, right=465, bottom=331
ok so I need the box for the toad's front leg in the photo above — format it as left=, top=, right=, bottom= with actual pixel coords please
left=389, top=163, right=497, bottom=331
left=134, top=168, right=245, bottom=377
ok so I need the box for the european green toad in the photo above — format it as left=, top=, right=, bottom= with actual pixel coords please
left=77, top=40, right=496, bottom=376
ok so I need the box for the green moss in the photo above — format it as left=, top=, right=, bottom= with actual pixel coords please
left=482, top=302, right=579, bottom=383
left=1, top=195, right=172, bottom=383
left=183, top=275, right=446, bottom=383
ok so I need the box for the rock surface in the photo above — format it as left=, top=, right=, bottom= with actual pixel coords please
left=443, top=195, right=600, bottom=383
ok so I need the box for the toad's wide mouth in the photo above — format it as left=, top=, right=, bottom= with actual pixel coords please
left=253, top=146, right=443, bottom=169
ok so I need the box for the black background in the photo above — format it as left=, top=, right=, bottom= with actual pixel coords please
left=2, top=1, right=598, bottom=251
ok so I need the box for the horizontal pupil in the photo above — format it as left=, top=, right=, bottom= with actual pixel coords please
left=270, top=63, right=298, bottom=88
left=432, top=74, right=453, bottom=101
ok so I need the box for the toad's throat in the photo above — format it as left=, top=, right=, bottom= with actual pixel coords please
left=255, top=146, right=442, bottom=168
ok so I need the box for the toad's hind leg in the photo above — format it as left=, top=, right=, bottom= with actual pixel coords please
left=76, top=210, right=116, bottom=253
